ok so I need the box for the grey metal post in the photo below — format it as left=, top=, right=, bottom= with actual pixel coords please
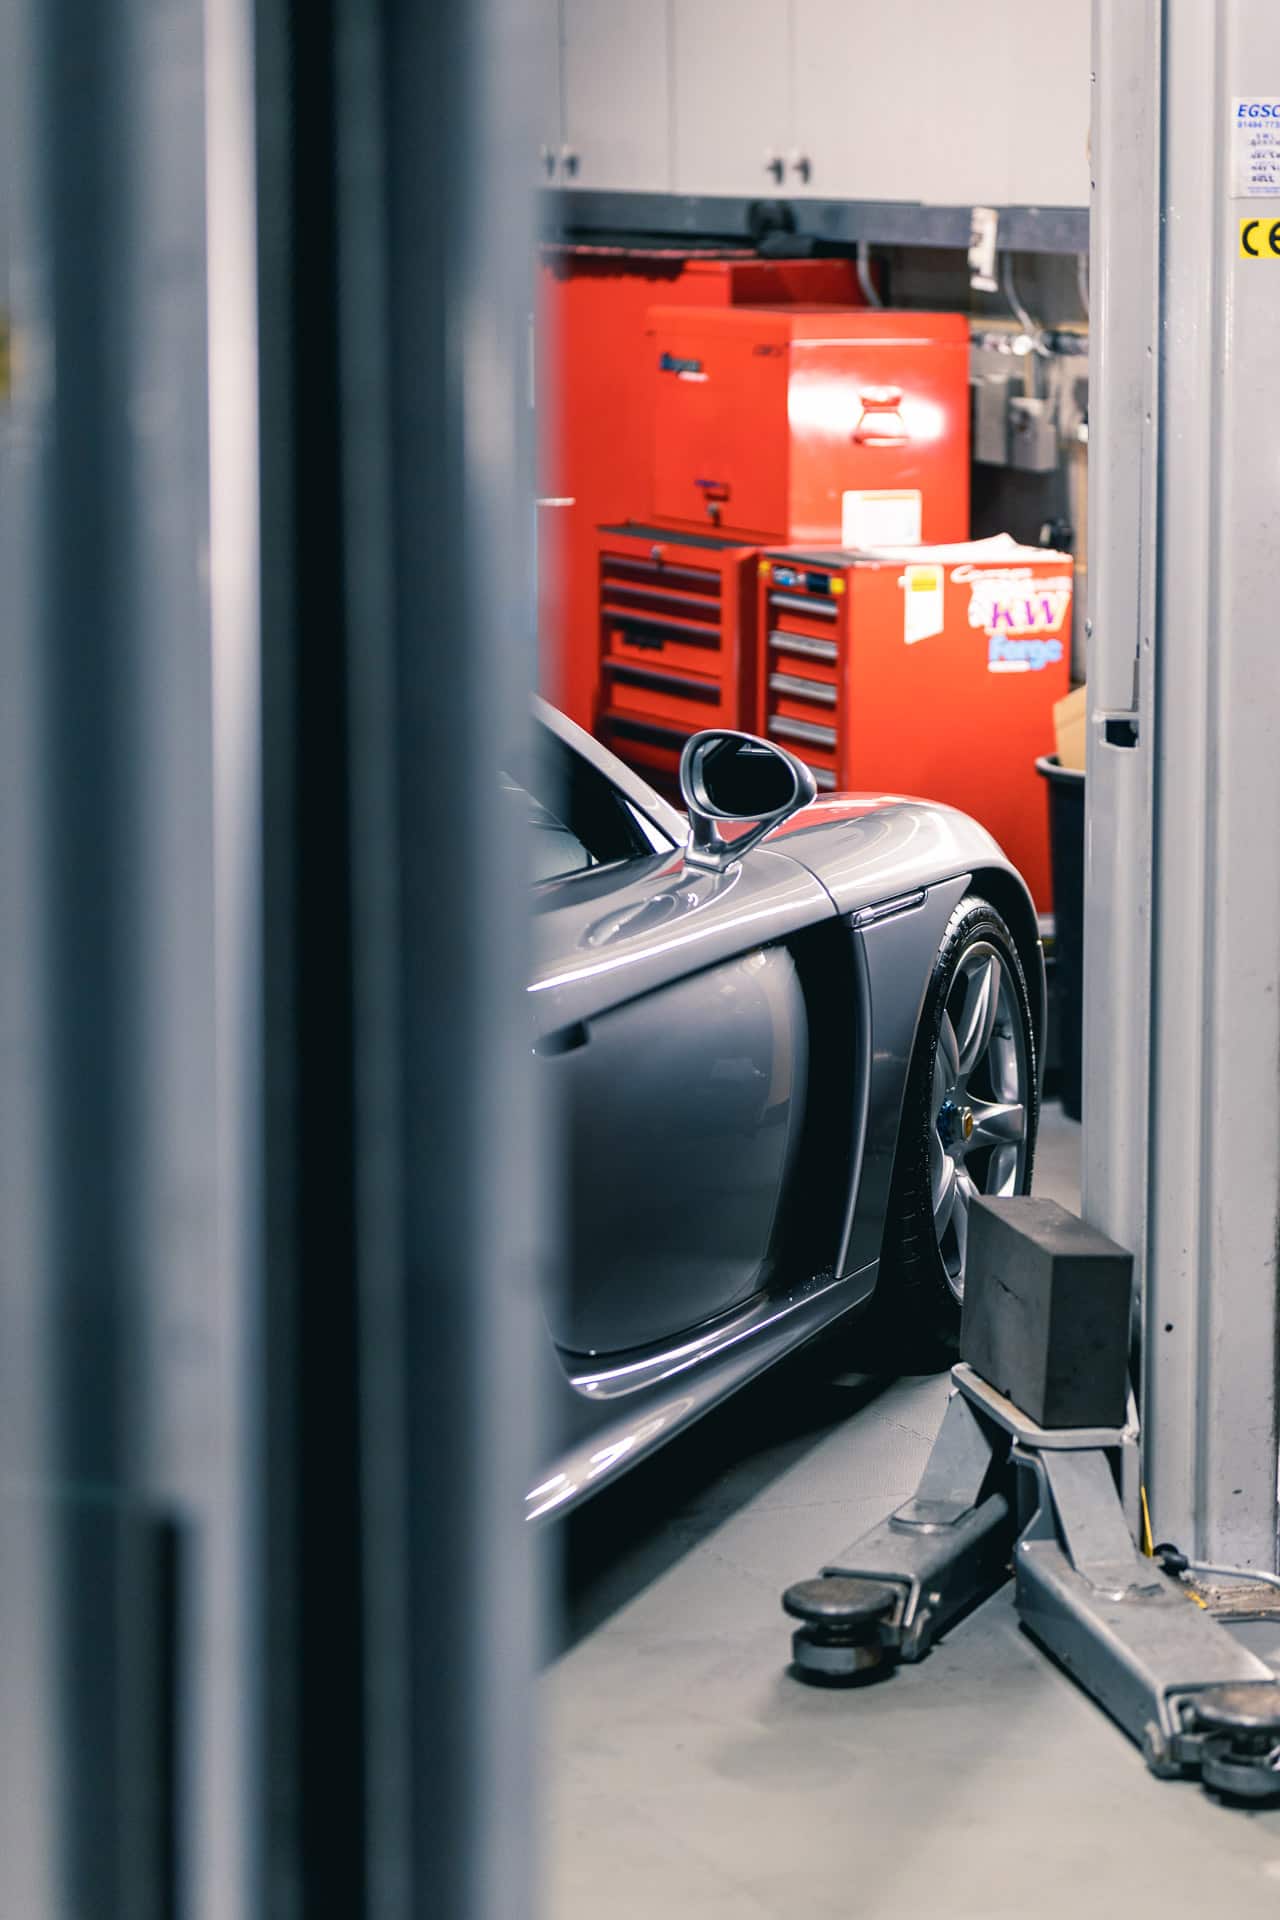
left=2, top=0, right=259, bottom=1915
left=351, top=2, right=546, bottom=1906
left=204, top=0, right=265, bottom=1912
left=254, top=1, right=545, bottom=1915
left=1086, top=0, right=1280, bottom=1568
left=5, top=0, right=543, bottom=1913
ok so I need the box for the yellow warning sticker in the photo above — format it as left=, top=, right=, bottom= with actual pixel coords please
left=1239, top=216, right=1280, bottom=258
left=900, top=564, right=944, bottom=646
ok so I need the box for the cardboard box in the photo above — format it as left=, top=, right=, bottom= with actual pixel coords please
left=1054, top=682, right=1087, bottom=771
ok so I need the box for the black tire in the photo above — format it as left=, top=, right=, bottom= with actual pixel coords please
left=874, top=893, right=1038, bottom=1365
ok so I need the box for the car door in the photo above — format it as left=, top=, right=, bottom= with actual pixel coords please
left=516, top=715, right=829, bottom=1359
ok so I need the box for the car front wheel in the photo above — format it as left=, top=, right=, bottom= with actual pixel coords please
left=878, top=893, right=1038, bottom=1359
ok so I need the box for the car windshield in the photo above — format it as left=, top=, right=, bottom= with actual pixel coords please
left=499, top=726, right=664, bottom=884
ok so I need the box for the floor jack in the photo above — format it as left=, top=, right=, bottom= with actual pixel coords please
left=783, top=1209, right=1280, bottom=1805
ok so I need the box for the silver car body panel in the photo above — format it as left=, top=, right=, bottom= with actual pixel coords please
left=528, top=845, right=832, bottom=1038
left=835, top=876, right=971, bottom=1280
left=772, top=791, right=1013, bottom=913
left=524, top=710, right=1045, bottom=1519
left=545, top=939, right=810, bottom=1355
left=774, top=792, right=1047, bottom=1048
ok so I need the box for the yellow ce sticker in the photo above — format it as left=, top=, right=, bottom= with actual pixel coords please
left=1240, top=217, right=1280, bottom=258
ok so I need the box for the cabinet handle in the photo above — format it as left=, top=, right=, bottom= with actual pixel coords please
left=764, top=151, right=784, bottom=183
left=560, top=147, right=579, bottom=179
left=789, top=152, right=812, bottom=185
left=540, top=144, right=556, bottom=179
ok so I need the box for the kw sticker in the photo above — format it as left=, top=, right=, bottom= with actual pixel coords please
left=1240, top=217, right=1280, bottom=259
left=960, top=567, right=1072, bottom=673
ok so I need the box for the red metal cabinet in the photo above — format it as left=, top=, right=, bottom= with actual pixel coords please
left=594, top=522, right=758, bottom=793
left=757, top=539, right=1073, bottom=912
left=536, top=249, right=867, bottom=727
left=647, top=306, right=971, bottom=546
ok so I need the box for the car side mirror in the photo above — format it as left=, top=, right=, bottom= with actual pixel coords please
left=679, top=730, right=817, bottom=870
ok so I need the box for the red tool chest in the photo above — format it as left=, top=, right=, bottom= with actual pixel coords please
left=757, top=537, right=1074, bottom=912
left=594, top=521, right=758, bottom=794
left=646, top=305, right=971, bottom=546
left=537, top=249, right=869, bottom=728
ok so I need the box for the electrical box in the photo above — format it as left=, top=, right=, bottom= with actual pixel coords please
left=973, top=371, right=1014, bottom=466
left=972, top=377, right=1062, bottom=474
left=595, top=521, right=759, bottom=793
left=756, top=535, right=1073, bottom=912
left=646, top=305, right=971, bottom=545
left=1008, top=396, right=1060, bottom=473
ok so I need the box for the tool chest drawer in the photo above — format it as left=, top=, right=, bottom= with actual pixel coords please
left=602, top=659, right=732, bottom=727
left=595, top=523, right=758, bottom=784
left=601, top=547, right=728, bottom=680
left=597, top=710, right=691, bottom=790
left=757, top=555, right=849, bottom=792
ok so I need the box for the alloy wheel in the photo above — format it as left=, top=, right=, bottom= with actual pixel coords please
left=928, top=940, right=1030, bottom=1301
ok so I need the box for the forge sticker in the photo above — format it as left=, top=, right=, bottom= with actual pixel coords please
left=956, top=565, right=1073, bottom=673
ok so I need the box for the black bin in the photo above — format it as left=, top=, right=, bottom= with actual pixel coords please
left=1036, top=754, right=1084, bottom=1122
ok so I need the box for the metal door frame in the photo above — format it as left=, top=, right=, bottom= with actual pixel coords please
left=1085, top=0, right=1280, bottom=1571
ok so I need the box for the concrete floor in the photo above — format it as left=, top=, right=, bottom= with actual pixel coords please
left=544, top=1106, right=1280, bottom=1918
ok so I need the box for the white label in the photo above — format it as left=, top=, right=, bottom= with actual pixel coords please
left=842, top=487, right=922, bottom=550
left=900, top=563, right=945, bottom=646
left=968, top=206, right=999, bottom=291
left=1232, top=99, right=1280, bottom=197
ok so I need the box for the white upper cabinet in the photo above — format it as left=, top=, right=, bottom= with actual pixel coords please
left=785, top=0, right=1090, bottom=206
left=554, top=0, right=1090, bottom=206
left=536, top=0, right=565, bottom=184
left=671, top=0, right=795, bottom=197
left=793, top=0, right=931, bottom=202
left=1007, top=0, right=1092, bottom=206
left=793, top=0, right=1023, bottom=204
left=560, top=0, right=673, bottom=191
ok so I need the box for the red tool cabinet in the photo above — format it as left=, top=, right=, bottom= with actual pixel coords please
left=756, top=538, right=1074, bottom=912
left=537, top=249, right=869, bottom=728
left=594, top=522, right=758, bottom=794
left=646, top=305, right=971, bottom=546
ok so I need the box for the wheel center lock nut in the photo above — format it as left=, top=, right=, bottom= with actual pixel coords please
left=939, top=1103, right=975, bottom=1147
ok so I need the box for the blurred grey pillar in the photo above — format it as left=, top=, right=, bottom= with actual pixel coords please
left=2, top=0, right=259, bottom=1915
left=254, top=0, right=543, bottom=1916
left=4, top=0, right=542, bottom=1913
left=1085, top=0, right=1280, bottom=1568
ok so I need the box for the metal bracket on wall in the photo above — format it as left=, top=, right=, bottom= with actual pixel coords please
left=782, top=1365, right=1280, bottom=1804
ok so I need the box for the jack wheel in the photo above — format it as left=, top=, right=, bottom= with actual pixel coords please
left=782, top=1575, right=899, bottom=1686
left=1195, top=1684, right=1280, bottom=1802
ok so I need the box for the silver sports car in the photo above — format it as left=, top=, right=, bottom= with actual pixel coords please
left=519, top=702, right=1043, bottom=1520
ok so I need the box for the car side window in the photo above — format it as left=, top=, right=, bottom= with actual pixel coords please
left=501, top=728, right=665, bottom=884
